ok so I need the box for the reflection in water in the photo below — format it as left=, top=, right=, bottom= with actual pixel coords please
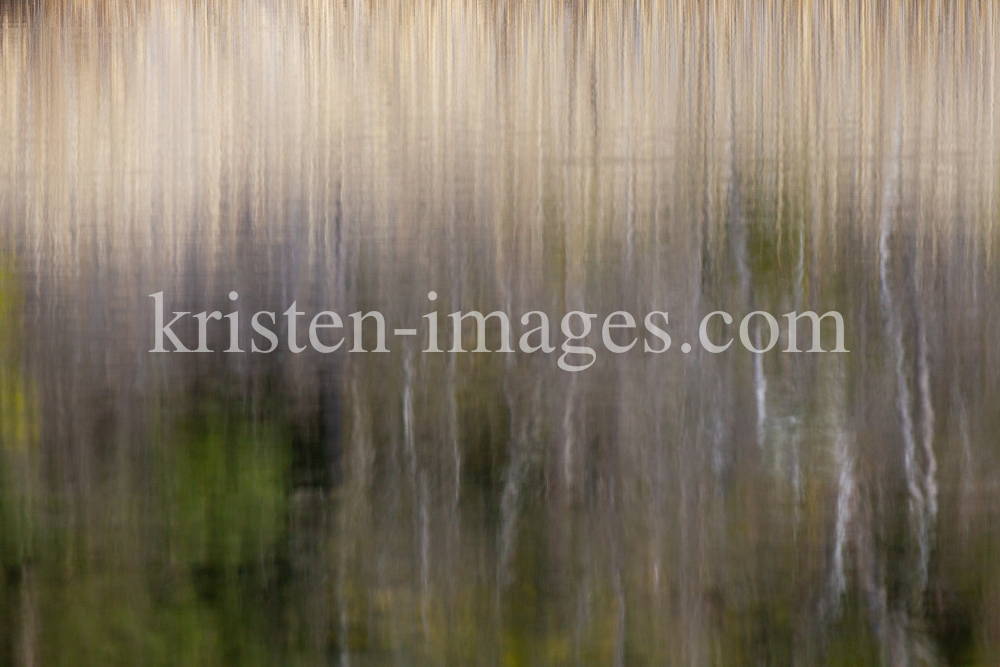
left=1, top=1, right=999, bottom=665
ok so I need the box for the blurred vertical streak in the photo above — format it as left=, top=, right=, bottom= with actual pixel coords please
left=0, top=1, right=997, bottom=664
